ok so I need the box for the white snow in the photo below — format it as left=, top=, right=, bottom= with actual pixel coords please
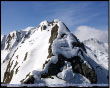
left=40, top=20, right=48, bottom=26
left=83, top=38, right=108, bottom=70
left=42, top=76, right=66, bottom=85
left=1, top=20, right=108, bottom=86
left=54, top=19, right=60, bottom=23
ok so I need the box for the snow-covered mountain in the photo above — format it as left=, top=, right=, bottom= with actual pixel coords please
left=1, top=19, right=108, bottom=86
left=83, top=38, right=108, bottom=70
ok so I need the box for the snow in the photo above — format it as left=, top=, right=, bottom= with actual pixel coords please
left=57, top=62, right=90, bottom=84
left=1, top=59, right=10, bottom=82
left=1, top=34, right=4, bottom=41
left=40, top=20, right=48, bottom=26
left=81, top=38, right=108, bottom=83
left=42, top=76, right=66, bottom=85
left=10, top=28, right=51, bottom=84
left=52, top=21, right=79, bottom=59
left=78, top=50, right=92, bottom=69
left=52, top=39, right=79, bottom=58
left=54, top=19, right=60, bottom=23
left=1, top=20, right=108, bottom=86
left=83, top=38, right=108, bottom=70
left=83, top=46, right=108, bottom=83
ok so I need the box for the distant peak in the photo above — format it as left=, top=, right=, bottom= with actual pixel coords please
left=83, top=38, right=103, bottom=44
left=88, top=38, right=100, bottom=42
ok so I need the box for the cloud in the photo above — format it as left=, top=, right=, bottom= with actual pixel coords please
left=73, top=26, right=108, bottom=43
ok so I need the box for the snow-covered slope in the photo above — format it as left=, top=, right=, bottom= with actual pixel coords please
left=83, top=38, right=108, bottom=69
left=1, top=19, right=108, bottom=86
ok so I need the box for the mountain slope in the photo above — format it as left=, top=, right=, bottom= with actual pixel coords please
left=83, top=38, right=108, bottom=70
left=1, top=19, right=108, bottom=86
left=82, top=38, right=108, bottom=83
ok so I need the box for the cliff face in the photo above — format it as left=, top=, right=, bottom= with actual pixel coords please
left=1, top=19, right=108, bottom=86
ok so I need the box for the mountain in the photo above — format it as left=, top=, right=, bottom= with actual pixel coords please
left=1, top=19, right=108, bottom=86
left=82, top=38, right=108, bottom=84
left=83, top=38, right=108, bottom=70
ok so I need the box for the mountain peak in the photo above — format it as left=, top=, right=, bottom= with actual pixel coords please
left=83, top=38, right=103, bottom=44
left=1, top=20, right=108, bottom=86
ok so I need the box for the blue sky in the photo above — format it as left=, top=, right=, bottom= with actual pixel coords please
left=1, top=1, right=108, bottom=35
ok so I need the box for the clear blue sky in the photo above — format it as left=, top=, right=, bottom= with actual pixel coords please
left=1, top=1, right=108, bottom=35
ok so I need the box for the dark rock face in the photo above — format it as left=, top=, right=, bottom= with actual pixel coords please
left=6, top=34, right=12, bottom=50
left=71, top=56, right=97, bottom=83
left=3, top=70, right=14, bottom=84
left=2, top=48, right=19, bottom=84
left=15, top=66, right=20, bottom=74
left=42, top=59, right=50, bottom=69
left=58, top=54, right=97, bottom=83
left=41, top=52, right=97, bottom=84
left=48, top=21, right=54, bottom=26
left=20, top=72, right=32, bottom=84
left=72, top=42, right=87, bottom=53
left=21, top=32, right=30, bottom=43
left=43, top=25, right=47, bottom=30
left=47, top=24, right=59, bottom=58
left=41, top=58, right=65, bottom=78
left=3, top=58, right=14, bottom=84
left=61, top=33, right=67, bottom=38
left=23, top=75, right=35, bottom=84
left=16, top=32, right=20, bottom=42
left=2, top=31, right=23, bottom=51
left=23, top=52, right=28, bottom=61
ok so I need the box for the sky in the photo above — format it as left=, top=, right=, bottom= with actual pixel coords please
left=1, top=1, right=108, bottom=42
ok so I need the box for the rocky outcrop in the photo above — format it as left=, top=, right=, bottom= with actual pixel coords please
left=5, top=34, right=12, bottom=50
left=2, top=48, right=19, bottom=84
left=41, top=58, right=65, bottom=78
left=47, top=24, right=59, bottom=59
left=58, top=54, right=97, bottom=83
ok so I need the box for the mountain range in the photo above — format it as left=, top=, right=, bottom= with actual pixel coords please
left=1, top=19, right=108, bottom=87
